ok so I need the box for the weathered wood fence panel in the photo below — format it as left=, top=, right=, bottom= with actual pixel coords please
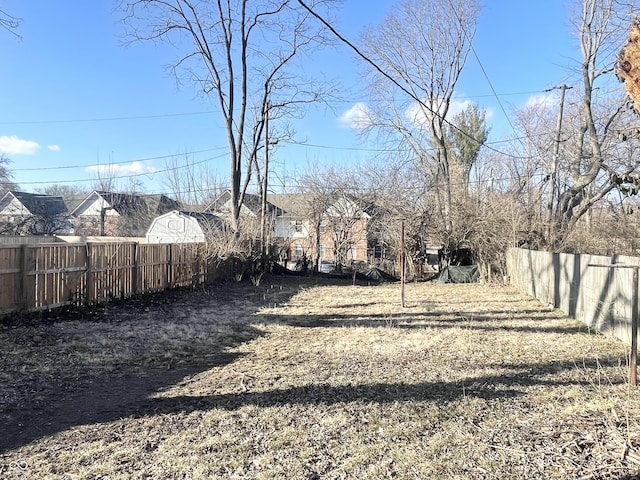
left=0, top=241, right=213, bottom=317
left=0, top=246, right=21, bottom=314
left=507, top=247, right=640, bottom=345
left=31, top=243, right=87, bottom=310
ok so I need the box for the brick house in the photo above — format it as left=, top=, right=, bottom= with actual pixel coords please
left=208, top=190, right=381, bottom=269
left=268, top=193, right=376, bottom=268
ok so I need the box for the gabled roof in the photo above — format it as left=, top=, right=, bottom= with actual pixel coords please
left=61, top=194, right=88, bottom=213
left=179, top=210, right=227, bottom=228
left=144, top=194, right=181, bottom=214
left=1, top=191, right=68, bottom=216
left=267, top=193, right=315, bottom=217
left=207, top=190, right=280, bottom=217
left=268, top=192, right=380, bottom=219
left=71, top=191, right=180, bottom=216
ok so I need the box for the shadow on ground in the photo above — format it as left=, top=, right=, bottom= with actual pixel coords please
left=0, top=274, right=624, bottom=453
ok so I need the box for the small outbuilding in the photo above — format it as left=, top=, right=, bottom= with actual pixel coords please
left=145, top=210, right=224, bottom=244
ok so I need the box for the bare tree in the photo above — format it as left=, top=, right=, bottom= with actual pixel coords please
left=511, top=0, right=640, bottom=251
left=0, top=7, right=20, bottom=38
left=162, top=153, right=225, bottom=209
left=36, top=184, right=89, bottom=197
left=119, top=0, right=339, bottom=232
left=358, top=0, right=480, bottom=255
left=0, top=154, right=18, bottom=196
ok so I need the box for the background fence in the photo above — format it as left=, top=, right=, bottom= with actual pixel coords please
left=0, top=242, right=212, bottom=316
left=507, top=247, right=640, bottom=345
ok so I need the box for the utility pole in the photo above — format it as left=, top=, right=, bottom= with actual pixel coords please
left=260, top=101, right=271, bottom=261
left=547, top=84, right=572, bottom=248
left=400, top=220, right=406, bottom=308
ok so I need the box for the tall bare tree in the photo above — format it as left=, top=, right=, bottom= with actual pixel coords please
left=511, top=0, right=640, bottom=251
left=358, top=0, right=480, bottom=253
left=120, top=0, right=338, bottom=231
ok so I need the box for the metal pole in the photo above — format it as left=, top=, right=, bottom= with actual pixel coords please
left=632, top=267, right=638, bottom=386
left=260, top=102, right=270, bottom=260
left=548, top=84, right=572, bottom=246
left=589, top=263, right=638, bottom=386
left=401, top=220, right=405, bottom=308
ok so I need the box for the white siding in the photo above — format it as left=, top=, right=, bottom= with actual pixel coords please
left=75, top=195, right=119, bottom=216
left=0, top=196, right=30, bottom=216
left=146, top=211, right=205, bottom=243
left=273, top=217, right=309, bottom=238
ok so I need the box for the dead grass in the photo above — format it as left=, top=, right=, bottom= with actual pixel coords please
left=1, top=278, right=640, bottom=479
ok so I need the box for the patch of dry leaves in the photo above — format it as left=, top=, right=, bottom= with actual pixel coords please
left=1, top=278, right=640, bottom=479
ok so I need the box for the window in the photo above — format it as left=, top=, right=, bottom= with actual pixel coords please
left=319, top=244, right=326, bottom=259
left=319, top=219, right=326, bottom=234
left=292, top=220, right=304, bottom=234
left=294, top=243, right=304, bottom=259
left=374, top=244, right=383, bottom=259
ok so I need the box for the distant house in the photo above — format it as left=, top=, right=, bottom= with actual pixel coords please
left=0, top=191, right=72, bottom=235
left=207, top=190, right=382, bottom=268
left=268, top=193, right=374, bottom=267
left=71, top=191, right=180, bottom=237
left=146, top=210, right=225, bottom=244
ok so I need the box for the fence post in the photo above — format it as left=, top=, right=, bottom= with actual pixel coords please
left=20, top=244, right=31, bottom=310
left=168, top=244, right=174, bottom=288
left=132, top=242, right=139, bottom=295
left=86, top=243, right=94, bottom=304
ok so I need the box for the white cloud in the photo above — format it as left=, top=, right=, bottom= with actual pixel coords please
left=525, top=93, right=556, bottom=110
left=406, top=97, right=494, bottom=126
left=338, top=102, right=374, bottom=130
left=47, top=145, right=61, bottom=151
left=0, top=135, right=40, bottom=155
left=86, top=161, right=157, bottom=176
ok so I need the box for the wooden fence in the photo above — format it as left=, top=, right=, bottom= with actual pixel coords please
left=0, top=242, right=210, bottom=316
left=507, top=247, right=640, bottom=345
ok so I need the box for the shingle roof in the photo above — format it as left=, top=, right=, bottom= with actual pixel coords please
left=11, top=192, right=68, bottom=216
left=208, top=190, right=280, bottom=216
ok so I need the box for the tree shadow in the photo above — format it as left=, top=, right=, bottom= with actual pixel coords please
left=0, top=275, right=625, bottom=454
left=278, top=309, right=592, bottom=336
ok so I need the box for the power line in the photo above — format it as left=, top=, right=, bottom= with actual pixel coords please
left=0, top=90, right=551, bottom=126
left=296, top=0, right=533, bottom=162
left=16, top=153, right=228, bottom=186
left=446, top=0, right=524, bottom=149
left=10, top=148, right=226, bottom=172
left=0, top=111, right=215, bottom=126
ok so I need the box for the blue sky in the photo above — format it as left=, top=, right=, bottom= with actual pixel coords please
left=0, top=1, right=581, bottom=196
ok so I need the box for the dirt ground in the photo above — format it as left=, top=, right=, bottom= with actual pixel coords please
left=1, top=275, right=640, bottom=479
left=1, top=275, right=315, bottom=454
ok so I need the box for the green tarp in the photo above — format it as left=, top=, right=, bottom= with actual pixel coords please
left=436, top=265, right=480, bottom=284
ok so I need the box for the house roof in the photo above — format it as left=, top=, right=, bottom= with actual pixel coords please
left=208, top=190, right=280, bottom=217
left=268, top=193, right=380, bottom=219
left=179, top=210, right=227, bottom=227
left=61, top=194, right=88, bottom=213
left=3, top=191, right=68, bottom=216
left=72, top=191, right=180, bottom=216
left=267, top=193, right=315, bottom=217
